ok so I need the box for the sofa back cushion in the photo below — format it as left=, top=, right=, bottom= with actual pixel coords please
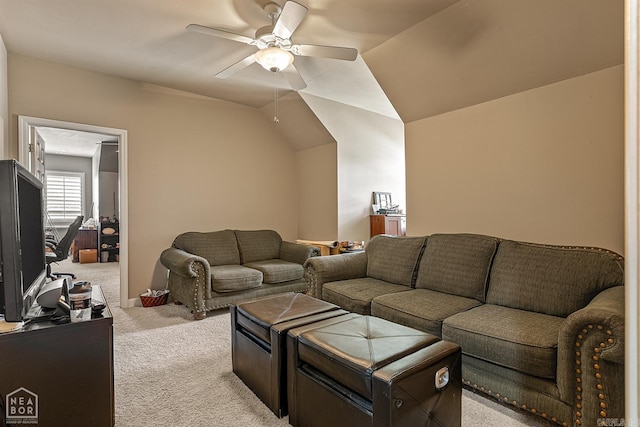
left=235, top=230, right=282, bottom=264
left=173, top=230, right=240, bottom=266
left=415, top=233, right=499, bottom=302
left=486, top=240, right=625, bottom=317
left=365, top=235, right=427, bottom=286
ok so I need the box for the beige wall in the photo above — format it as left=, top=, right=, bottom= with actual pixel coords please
left=406, top=65, right=624, bottom=254
left=8, top=53, right=300, bottom=298
left=301, top=93, right=405, bottom=243
left=0, top=34, right=7, bottom=158
left=296, top=142, right=338, bottom=240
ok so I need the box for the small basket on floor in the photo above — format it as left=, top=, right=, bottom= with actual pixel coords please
left=140, top=290, right=169, bottom=307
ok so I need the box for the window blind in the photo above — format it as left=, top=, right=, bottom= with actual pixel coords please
left=46, top=171, right=84, bottom=224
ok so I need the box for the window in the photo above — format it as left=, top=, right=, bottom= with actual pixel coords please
left=46, top=171, right=84, bottom=225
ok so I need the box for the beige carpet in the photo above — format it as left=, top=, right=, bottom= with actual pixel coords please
left=57, top=259, right=556, bottom=427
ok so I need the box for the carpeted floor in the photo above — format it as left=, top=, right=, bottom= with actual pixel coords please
left=57, top=259, right=557, bottom=427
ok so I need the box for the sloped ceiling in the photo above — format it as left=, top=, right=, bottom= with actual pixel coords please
left=0, top=0, right=457, bottom=108
left=259, top=91, right=336, bottom=150
left=364, top=0, right=624, bottom=123
left=0, top=0, right=625, bottom=148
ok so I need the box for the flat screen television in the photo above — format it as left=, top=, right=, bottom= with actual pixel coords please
left=0, top=159, right=47, bottom=323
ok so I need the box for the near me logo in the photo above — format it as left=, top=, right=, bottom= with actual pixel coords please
left=5, top=387, right=38, bottom=424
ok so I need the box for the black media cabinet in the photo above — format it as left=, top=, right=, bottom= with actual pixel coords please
left=0, top=285, right=114, bottom=426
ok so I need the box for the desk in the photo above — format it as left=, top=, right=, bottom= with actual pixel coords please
left=295, top=240, right=340, bottom=256
left=73, top=229, right=98, bottom=262
left=0, top=286, right=114, bottom=426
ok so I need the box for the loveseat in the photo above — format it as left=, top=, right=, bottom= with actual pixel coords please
left=160, top=229, right=318, bottom=320
left=304, top=233, right=625, bottom=426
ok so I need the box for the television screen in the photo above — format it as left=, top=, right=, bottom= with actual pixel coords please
left=17, top=173, right=46, bottom=293
left=0, top=159, right=47, bottom=323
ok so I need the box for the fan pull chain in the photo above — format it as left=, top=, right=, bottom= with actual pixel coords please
left=273, top=72, right=279, bottom=124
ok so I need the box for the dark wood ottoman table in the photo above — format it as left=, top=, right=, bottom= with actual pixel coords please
left=230, top=292, right=349, bottom=417
left=287, top=314, right=462, bottom=427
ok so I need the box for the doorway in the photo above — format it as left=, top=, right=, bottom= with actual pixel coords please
left=17, top=115, right=129, bottom=309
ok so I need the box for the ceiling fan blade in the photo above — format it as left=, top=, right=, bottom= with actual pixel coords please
left=273, top=1, right=308, bottom=39
left=186, top=24, right=255, bottom=45
left=216, top=54, right=256, bottom=79
left=292, top=44, right=358, bottom=61
left=281, top=64, right=307, bottom=90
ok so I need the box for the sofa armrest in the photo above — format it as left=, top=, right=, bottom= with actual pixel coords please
left=279, top=241, right=319, bottom=264
left=160, top=247, right=211, bottom=279
left=557, top=285, right=624, bottom=425
left=160, top=248, right=212, bottom=318
left=303, top=251, right=368, bottom=298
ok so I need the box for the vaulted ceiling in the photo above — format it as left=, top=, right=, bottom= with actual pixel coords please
left=0, top=0, right=624, bottom=150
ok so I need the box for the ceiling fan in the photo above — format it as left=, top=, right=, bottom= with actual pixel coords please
left=187, top=1, right=358, bottom=90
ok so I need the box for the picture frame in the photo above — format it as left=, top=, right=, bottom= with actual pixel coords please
left=372, top=192, right=392, bottom=211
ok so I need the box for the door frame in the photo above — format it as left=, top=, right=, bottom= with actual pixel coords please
left=626, top=0, right=639, bottom=420
left=18, top=115, right=129, bottom=309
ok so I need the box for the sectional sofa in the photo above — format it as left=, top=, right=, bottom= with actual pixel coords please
left=303, top=233, right=625, bottom=426
left=160, top=229, right=318, bottom=319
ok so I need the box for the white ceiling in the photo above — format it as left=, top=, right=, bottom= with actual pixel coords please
left=0, top=0, right=625, bottom=150
left=36, top=127, right=117, bottom=158
left=0, top=0, right=457, bottom=108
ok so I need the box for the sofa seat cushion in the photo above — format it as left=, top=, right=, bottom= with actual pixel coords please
left=371, top=289, right=482, bottom=337
left=365, top=235, right=427, bottom=286
left=322, top=278, right=412, bottom=315
left=210, top=265, right=263, bottom=293
left=243, top=259, right=304, bottom=284
left=415, top=233, right=498, bottom=302
left=442, top=304, right=564, bottom=379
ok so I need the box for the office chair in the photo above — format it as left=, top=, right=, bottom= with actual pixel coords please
left=45, top=215, right=84, bottom=279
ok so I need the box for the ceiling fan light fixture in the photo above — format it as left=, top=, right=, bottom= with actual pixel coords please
left=255, top=47, right=294, bottom=73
